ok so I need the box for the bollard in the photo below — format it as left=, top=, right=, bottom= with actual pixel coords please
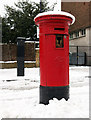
left=17, top=37, right=25, bottom=76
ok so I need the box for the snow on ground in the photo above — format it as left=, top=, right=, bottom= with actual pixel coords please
left=0, top=66, right=89, bottom=118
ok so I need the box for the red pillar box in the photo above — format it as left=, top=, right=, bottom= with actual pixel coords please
left=34, top=11, right=75, bottom=104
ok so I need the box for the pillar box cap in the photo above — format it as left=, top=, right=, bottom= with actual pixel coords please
left=34, top=11, right=75, bottom=25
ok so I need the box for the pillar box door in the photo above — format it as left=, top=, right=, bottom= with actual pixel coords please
left=34, top=11, right=75, bottom=104
left=46, top=34, right=69, bottom=86
left=40, top=34, right=69, bottom=86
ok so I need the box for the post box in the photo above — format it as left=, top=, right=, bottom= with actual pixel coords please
left=34, top=11, right=75, bottom=104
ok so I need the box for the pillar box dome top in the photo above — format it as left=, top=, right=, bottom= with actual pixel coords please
left=34, top=11, right=75, bottom=25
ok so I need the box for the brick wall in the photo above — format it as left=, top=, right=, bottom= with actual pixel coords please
left=24, top=43, right=35, bottom=61
left=35, top=49, right=40, bottom=67
left=1, top=43, right=35, bottom=61
left=61, top=2, right=91, bottom=32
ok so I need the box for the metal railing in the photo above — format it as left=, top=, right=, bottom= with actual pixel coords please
left=69, top=46, right=91, bottom=66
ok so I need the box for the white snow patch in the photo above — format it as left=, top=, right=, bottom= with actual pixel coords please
left=34, top=11, right=75, bottom=25
left=0, top=66, right=89, bottom=118
left=0, top=61, right=36, bottom=63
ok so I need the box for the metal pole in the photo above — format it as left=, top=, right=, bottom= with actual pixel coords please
left=77, top=46, right=78, bottom=66
left=57, top=0, right=61, bottom=11
left=54, top=0, right=61, bottom=11
left=40, top=0, right=42, bottom=13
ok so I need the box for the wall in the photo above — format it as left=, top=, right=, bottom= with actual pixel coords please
left=24, top=42, right=35, bottom=61
left=1, top=42, right=35, bottom=61
left=69, top=28, right=89, bottom=46
left=61, top=2, right=90, bottom=32
left=69, top=27, right=91, bottom=65
left=35, top=49, right=40, bottom=67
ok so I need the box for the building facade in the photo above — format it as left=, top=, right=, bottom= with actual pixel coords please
left=62, top=2, right=91, bottom=65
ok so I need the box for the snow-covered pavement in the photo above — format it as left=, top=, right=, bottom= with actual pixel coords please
left=0, top=66, right=89, bottom=118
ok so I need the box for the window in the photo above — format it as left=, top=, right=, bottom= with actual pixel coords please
left=81, top=29, right=86, bottom=36
left=75, top=31, right=79, bottom=38
left=56, top=35, right=64, bottom=48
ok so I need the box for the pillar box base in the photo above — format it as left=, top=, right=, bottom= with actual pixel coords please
left=40, top=85, right=69, bottom=105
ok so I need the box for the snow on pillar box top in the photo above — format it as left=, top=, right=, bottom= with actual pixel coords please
left=34, top=11, right=75, bottom=36
left=34, top=11, right=75, bottom=25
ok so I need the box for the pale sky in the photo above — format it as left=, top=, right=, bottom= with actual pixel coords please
left=0, top=0, right=57, bottom=17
